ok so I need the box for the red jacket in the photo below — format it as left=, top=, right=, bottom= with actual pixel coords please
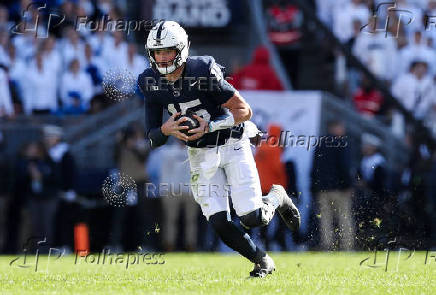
left=353, top=88, right=384, bottom=117
left=255, top=124, right=288, bottom=194
left=231, top=46, right=284, bottom=91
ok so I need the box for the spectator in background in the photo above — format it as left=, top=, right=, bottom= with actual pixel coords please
left=315, top=0, right=336, bottom=28
left=126, top=43, right=149, bottom=78
left=42, top=125, right=78, bottom=253
left=355, top=134, right=390, bottom=249
left=102, top=31, right=128, bottom=70
left=60, top=58, right=94, bottom=114
left=395, top=0, right=424, bottom=37
left=111, top=123, right=151, bottom=251
left=0, top=65, right=14, bottom=118
left=254, top=124, right=293, bottom=250
left=11, top=23, right=38, bottom=62
left=311, top=120, right=354, bottom=250
left=20, top=141, right=60, bottom=252
left=265, top=0, right=303, bottom=46
left=353, top=16, right=398, bottom=84
left=255, top=124, right=287, bottom=196
left=332, top=0, right=369, bottom=43
left=231, top=46, right=283, bottom=90
left=353, top=74, right=384, bottom=118
left=88, top=29, right=113, bottom=57
left=24, top=49, right=58, bottom=115
left=0, top=5, right=14, bottom=32
left=160, top=140, right=199, bottom=252
left=42, top=36, right=62, bottom=81
left=83, top=43, right=105, bottom=94
left=61, top=26, right=85, bottom=69
left=392, top=60, right=436, bottom=120
left=399, top=31, right=436, bottom=76
left=7, top=43, right=26, bottom=113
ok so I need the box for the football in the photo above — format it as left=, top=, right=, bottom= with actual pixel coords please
left=175, top=112, right=200, bottom=135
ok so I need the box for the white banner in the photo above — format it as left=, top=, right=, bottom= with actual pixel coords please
left=241, top=91, right=322, bottom=234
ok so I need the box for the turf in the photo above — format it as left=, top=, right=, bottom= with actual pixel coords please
left=0, top=252, right=435, bottom=294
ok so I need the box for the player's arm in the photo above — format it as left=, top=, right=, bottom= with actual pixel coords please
left=220, top=91, right=252, bottom=124
left=145, top=99, right=169, bottom=148
left=188, top=58, right=250, bottom=139
left=146, top=100, right=190, bottom=145
left=187, top=92, right=251, bottom=139
left=141, top=72, right=190, bottom=146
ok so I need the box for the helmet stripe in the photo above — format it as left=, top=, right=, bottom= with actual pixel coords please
left=156, top=21, right=165, bottom=41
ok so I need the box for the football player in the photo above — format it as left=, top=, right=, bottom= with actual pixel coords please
left=138, top=20, right=300, bottom=277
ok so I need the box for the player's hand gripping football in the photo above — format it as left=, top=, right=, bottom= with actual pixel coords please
left=161, top=112, right=190, bottom=141
left=187, top=114, right=208, bottom=141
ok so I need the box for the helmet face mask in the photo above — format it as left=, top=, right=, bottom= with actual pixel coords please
left=146, top=21, right=190, bottom=75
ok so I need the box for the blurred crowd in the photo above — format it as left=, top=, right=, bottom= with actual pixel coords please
left=316, top=0, right=436, bottom=135
left=0, top=0, right=148, bottom=118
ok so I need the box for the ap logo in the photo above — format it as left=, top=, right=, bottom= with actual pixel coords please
left=10, top=2, right=65, bottom=38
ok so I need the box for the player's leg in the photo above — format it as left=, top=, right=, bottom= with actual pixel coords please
left=223, top=138, right=300, bottom=231
left=188, top=147, right=273, bottom=276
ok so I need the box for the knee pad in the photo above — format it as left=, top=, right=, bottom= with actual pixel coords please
left=239, top=209, right=264, bottom=229
left=240, top=204, right=275, bottom=229
left=209, top=211, right=232, bottom=233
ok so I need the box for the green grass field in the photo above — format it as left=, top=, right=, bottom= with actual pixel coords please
left=0, top=252, right=435, bottom=294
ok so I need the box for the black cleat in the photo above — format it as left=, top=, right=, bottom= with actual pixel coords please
left=270, top=184, right=301, bottom=232
left=249, top=254, right=275, bottom=278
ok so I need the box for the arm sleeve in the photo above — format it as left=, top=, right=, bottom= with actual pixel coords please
left=138, top=72, right=168, bottom=148
left=208, top=59, right=236, bottom=105
left=144, top=96, right=168, bottom=149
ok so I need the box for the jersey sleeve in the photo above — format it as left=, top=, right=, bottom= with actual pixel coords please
left=207, top=57, right=236, bottom=105
left=139, top=72, right=169, bottom=148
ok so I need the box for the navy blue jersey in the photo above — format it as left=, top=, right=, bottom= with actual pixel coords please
left=138, top=56, right=243, bottom=148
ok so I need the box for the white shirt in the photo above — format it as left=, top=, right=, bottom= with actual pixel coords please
left=60, top=71, right=94, bottom=109
left=399, top=43, right=436, bottom=76
left=8, top=57, right=27, bottom=104
left=12, top=34, right=37, bottom=62
left=102, top=40, right=128, bottom=70
left=88, top=33, right=113, bottom=57
left=44, top=49, right=62, bottom=77
left=126, top=55, right=149, bottom=78
left=0, top=68, right=13, bottom=117
left=392, top=73, right=436, bottom=119
left=61, top=40, right=86, bottom=69
left=353, top=31, right=398, bottom=80
left=24, top=63, right=58, bottom=114
left=333, top=2, right=369, bottom=42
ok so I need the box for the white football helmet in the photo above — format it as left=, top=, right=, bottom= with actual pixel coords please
left=145, top=20, right=190, bottom=75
